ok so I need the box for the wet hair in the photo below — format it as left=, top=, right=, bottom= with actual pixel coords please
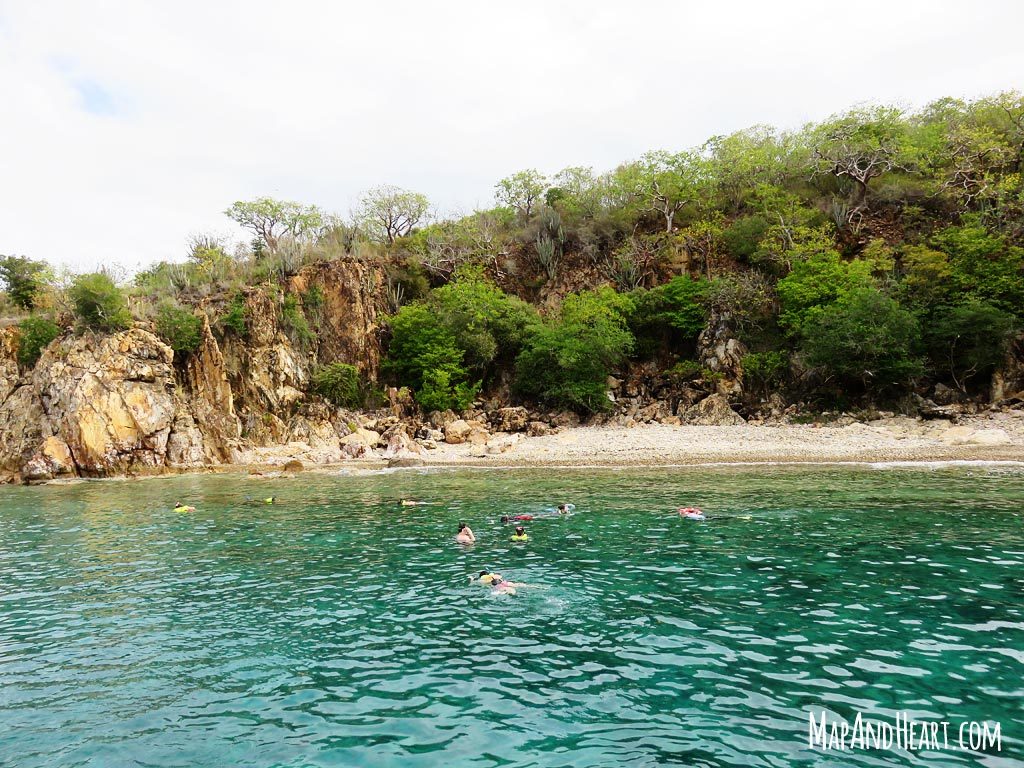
left=515, top=526, right=526, bottom=534
left=458, top=522, right=468, bottom=531
left=479, top=570, right=490, bottom=577
left=557, top=504, right=568, bottom=512
left=500, top=515, right=510, bottom=524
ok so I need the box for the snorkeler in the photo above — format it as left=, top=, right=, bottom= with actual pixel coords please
left=510, top=526, right=529, bottom=542
left=475, top=570, right=525, bottom=594
left=456, top=522, right=476, bottom=544
left=500, top=514, right=534, bottom=523
left=173, top=502, right=196, bottom=513
left=678, top=506, right=705, bottom=521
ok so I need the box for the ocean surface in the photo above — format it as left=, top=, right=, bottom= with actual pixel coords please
left=1, top=464, right=1022, bottom=767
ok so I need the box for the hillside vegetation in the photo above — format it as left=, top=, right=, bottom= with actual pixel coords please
left=3, top=92, right=1023, bottom=418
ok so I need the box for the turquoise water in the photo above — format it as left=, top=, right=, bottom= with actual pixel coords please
left=1, top=464, right=1023, bottom=767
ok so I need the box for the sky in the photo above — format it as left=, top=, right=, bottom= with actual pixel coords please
left=1, top=1, right=1023, bottom=272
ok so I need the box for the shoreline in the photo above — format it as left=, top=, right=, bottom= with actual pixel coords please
left=27, top=413, right=1024, bottom=485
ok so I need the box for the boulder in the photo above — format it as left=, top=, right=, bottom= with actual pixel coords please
left=527, top=421, right=550, bottom=437
left=444, top=419, right=473, bottom=444
left=382, top=428, right=423, bottom=458
left=932, top=383, right=963, bottom=406
left=485, top=433, right=522, bottom=454
left=683, top=394, right=746, bottom=426
left=340, top=428, right=381, bottom=449
left=966, top=428, right=1012, bottom=446
left=550, top=410, right=581, bottom=428
left=492, top=406, right=529, bottom=433
left=467, top=427, right=490, bottom=446
left=282, top=459, right=304, bottom=473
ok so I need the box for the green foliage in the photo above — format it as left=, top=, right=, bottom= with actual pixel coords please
left=224, top=197, right=326, bottom=249
left=220, top=293, right=248, bottom=337
left=311, top=363, right=362, bottom=408
left=922, top=300, right=1017, bottom=391
left=16, top=315, right=60, bottom=367
left=801, top=288, right=923, bottom=392
left=495, top=170, right=548, bottom=218
left=383, top=303, right=476, bottom=412
left=0, top=255, right=50, bottom=310
left=514, top=288, right=635, bottom=413
left=930, top=220, right=1024, bottom=312
left=424, top=269, right=538, bottom=373
left=777, top=250, right=874, bottom=334
left=355, top=185, right=431, bottom=244
left=741, top=351, right=788, bottom=398
left=68, top=272, right=132, bottom=332
left=722, top=215, right=770, bottom=260
left=281, top=293, right=315, bottom=347
left=154, top=303, right=204, bottom=353
left=629, top=275, right=710, bottom=357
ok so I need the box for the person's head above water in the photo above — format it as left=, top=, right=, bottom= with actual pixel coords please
left=500, top=515, right=510, bottom=524
left=514, top=526, right=526, bottom=535
left=459, top=522, right=468, bottom=531
left=557, top=504, right=570, bottom=513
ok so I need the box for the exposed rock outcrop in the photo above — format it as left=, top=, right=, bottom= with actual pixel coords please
left=697, top=309, right=747, bottom=396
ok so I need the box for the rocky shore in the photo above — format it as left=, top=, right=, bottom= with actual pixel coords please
left=2, top=256, right=1022, bottom=483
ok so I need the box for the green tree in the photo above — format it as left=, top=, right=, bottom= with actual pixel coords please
left=923, top=301, right=1017, bottom=392
left=495, top=170, right=547, bottom=218
left=515, top=288, right=635, bottom=413
left=0, top=255, right=50, bottom=310
left=801, top=288, right=923, bottom=392
left=69, top=273, right=132, bottom=332
left=776, top=250, right=874, bottom=333
left=224, top=197, right=327, bottom=250
left=383, top=303, right=477, bottom=412
left=635, top=150, right=711, bottom=233
left=809, top=106, right=908, bottom=222
left=16, top=315, right=60, bottom=368
left=355, top=185, right=431, bottom=244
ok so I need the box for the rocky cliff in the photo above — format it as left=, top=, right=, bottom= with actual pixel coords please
left=0, top=257, right=391, bottom=483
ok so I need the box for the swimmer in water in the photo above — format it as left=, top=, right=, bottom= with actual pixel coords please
left=500, top=514, right=534, bottom=524
left=510, top=525, right=529, bottom=542
left=678, top=507, right=705, bottom=520
left=456, top=522, right=476, bottom=544
left=556, top=503, right=573, bottom=514
left=401, top=499, right=428, bottom=506
left=173, top=502, right=196, bottom=513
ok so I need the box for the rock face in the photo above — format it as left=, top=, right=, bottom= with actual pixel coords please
left=697, top=309, right=747, bottom=396
left=0, top=329, right=193, bottom=480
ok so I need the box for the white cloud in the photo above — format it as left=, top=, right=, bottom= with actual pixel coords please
left=1, top=0, right=1022, bottom=271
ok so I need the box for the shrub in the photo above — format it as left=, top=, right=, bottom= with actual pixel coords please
left=68, top=272, right=132, bottom=332
left=0, top=255, right=50, bottom=310
left=800, top=288, right=923, bottom=393
left=281, top=293, right=315, bottom=347
left=629, top=275, right=710, bottom=357
left=514, top=288, right=635, bottom=413
left=219, top=293, right=248, bottom=337
left=311, top=362, right=362, bottom=408
left=154, top=303, right=204, bottom=353
left=722, top=215, right=771, bottom=260
left=741, top=350, right=788, bottom=399
left=424, top=268, right=538, bottom=371
left=16, top=315, right=60, bottom=367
